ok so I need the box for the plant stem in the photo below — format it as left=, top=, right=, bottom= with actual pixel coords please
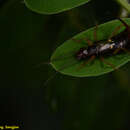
left=116, top=0, right=130, bottom=13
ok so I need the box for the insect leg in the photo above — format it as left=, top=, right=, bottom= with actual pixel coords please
left=113, top=48, right=121, bottom=55
left=108, top=24, right=123, bottom=41
left=82, top=24, right=99, bottom=46
left=100, top=56, right=117, bottom=70
left=72, top=24, right=99, bottom=46
left=83, top=24, right=99, bottom=45
left=100, top=56, right=127, bottom=77
left=121, top=48, right=130, bottom=54
left=77, top=55, right=95, bottom=70
left=72, top=37, right=93, bottom=46
left=93, top=24, right=98, bottom=42
left=84, top=37, right=93, bottom=46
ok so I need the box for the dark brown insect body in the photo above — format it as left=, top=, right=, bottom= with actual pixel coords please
left=76, top=19, right=130, bottom=61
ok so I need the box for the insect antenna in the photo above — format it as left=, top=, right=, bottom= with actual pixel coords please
left=33, top=60, right=51, bottom=69
left=41, top=71, right=59, bottom=87
left=33, top=49, right=78, bottom=69
left=41, top=60, right=79, bottom=87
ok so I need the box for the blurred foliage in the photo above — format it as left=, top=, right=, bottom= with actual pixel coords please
left=0, top=0, right=130, bottom=130
left=25, top=0, right=90, bottom=14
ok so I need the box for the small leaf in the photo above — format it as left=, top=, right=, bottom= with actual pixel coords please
left=51, top=18, right=130, bottom=77
left=24, top=0, right=90, bottom=14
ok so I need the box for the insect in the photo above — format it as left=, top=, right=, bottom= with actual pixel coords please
left=41, top=18, right=130, bottom=85
left=75, top=18, right=130, bottom=69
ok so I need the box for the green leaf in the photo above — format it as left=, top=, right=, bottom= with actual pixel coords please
left=24, top=0, right=90, bottom=14
left=51, top=18, right=130, bottom=77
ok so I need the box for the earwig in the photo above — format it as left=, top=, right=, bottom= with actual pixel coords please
left=75, top=18, right=130, bottom=69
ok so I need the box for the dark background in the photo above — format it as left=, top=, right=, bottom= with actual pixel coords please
left=0, top=0, right=130, bottom=130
